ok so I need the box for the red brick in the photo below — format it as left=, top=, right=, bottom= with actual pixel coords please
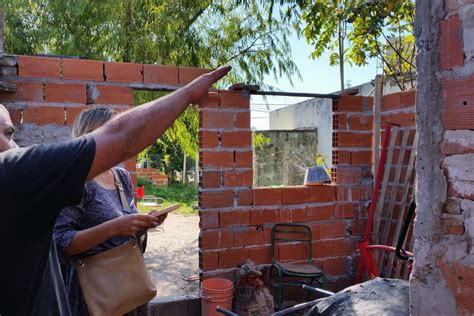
left=23, top=106, right=64, bottom=125
left=200, top=210, right=219, bottom=229
left=201, top=171, right=221, bottom=188
left=201, top=251, right=218, bottom=271
left=319, top=221, right=346, bottom=239
left=199, top=131, right=219, bottom=148
left=65, top=106, right=89, bottom=126
left=382, top=110, right=415, bottom=126
left=220, top=210, right=249, bottom=227
left=200, top=151, right=234, bottom=168
left=333, top=239, right=357, bottom=256
left=309, top=185, right=337, bottom=203
left=45, top=83, right=86, bottom=103
left=348, top=115, right=373, bottom=130
left=381, top=93, right=401, bottom=111
left=200, top=110, right=234, bottom=128
left=336, top=185, right=351, bottom=202
left=307, top=223, right=321, bottom=240
left=338, top=95, right=364, bottom=112
left=219, top=91, right=250, bottom=109
left=179, top=67, right=210, bottom=85
left=305, top=205, right=334, bottom=221
left=335, top=203, right=358, bottom=219
left=219, top=248, right=249, bottom=268
left=338, top=151, right=351, bottom=164
left=351, top=219, right=366, bottom=236
left=6, top=108, right=22, bottom=125
left=442, top=216, right=465, bottom=235
left=335, top=166, right=363, bottom=184
left=237, top=189, right=253, bottom=206
left=442, top=75, right=474, bottom=129
left=312, top=240, right=334, bottom=258
left=278, top=242, right=308, bottom=262
left=143, top=64, right=178, bottom=85
left=200, top=190, right=234, bottom=208
left=93, top=85, right=133, bottom=105
left=0, top=81, right=44, bottom=102
left=438, top=260, right=474, bottom=313
left=351, top=184, right=373, bottom=201
left=400, top=90, right=416, bottom=108
left=18, top=56, right=60, bottom=79
left=220, top=130, right=251, bottom=148
left=62, top=59, right=103, bottom=81
left=338, top=131, right=372, bottom=148
left=199, top=95, right=220, bottom=108
left=104, top=61, right=142, bottom=83
left=234, top=227, right=265, bottom=246
left=235, top=112, right=250, bottom=128
left=250, top=208, right=279, bottom=225
left=223, top=169, right=253, bottom=187
left=235, top=150, right=252, bottom=168
left=322, top=257, right=347, bottom=275
left=254, top=188, right=282, bottom=206
left=351, top=151, right=372, bottom=165
left=440, top=15, right=464, bottom=70
left=335, top=113, right=347, bottom=130
left=201, top=229, right=233, bottom=250
left=282, top=186, right=310, bottom=205
left=249, top=246, right=272, bottom=264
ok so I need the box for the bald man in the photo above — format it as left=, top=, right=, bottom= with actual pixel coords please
left=0, top=66, right=230, bottom=316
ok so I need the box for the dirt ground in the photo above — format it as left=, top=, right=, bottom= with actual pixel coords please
left=143, top=213, right=200, bottom=300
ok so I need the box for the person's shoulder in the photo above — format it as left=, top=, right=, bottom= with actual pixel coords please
left=114, top=166, right=131, bottom=177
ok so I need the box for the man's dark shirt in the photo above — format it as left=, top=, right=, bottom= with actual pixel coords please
left=0, top=136, right=95, bottom=316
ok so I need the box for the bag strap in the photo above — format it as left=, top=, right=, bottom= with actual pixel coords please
left=111, top=168, right=147, bottom=251
left=111, top=168, right=131, bottom=213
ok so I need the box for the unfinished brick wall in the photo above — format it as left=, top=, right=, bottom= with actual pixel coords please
left=198, top=94, right=379, bottom=292
left=412, top=1, right=474, bottom=314
left=137, top=168, right=168, bottom=186
left=0, top=55, right=208, bottom=187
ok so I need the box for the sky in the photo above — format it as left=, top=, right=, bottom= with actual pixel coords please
left=251, top=31, right=381, bottom=130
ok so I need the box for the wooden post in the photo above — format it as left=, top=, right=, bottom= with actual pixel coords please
left=373, top=75, right=383, bottom=181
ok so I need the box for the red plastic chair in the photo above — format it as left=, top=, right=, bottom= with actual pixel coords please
left=136, top=186, right=144, bottom=199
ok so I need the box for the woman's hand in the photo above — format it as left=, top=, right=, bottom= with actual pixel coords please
left=109, top=214, right=158, bottom=237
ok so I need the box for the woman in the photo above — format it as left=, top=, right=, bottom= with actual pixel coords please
left=54, top=107, right=165, bottom=316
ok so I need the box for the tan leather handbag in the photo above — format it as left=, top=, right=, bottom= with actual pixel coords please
left=76, top=169, right=157, bottom=316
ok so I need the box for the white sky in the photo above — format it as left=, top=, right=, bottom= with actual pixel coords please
left=251, top=31, right=381, bottom=130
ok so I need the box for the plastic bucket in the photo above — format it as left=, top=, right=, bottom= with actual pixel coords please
left=201, top=278, right=234, bottom=316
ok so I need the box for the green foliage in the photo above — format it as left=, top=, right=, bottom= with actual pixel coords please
left=2, top=0, right=301, bottom=178
left=252, top=132, right=271, bottom=151
left=298, top=0, right=416, bottom=90
left=137, top=177, right=197, bottom=215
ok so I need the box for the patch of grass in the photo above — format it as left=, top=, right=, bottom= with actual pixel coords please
left=137, top=177, right=198, bottom=215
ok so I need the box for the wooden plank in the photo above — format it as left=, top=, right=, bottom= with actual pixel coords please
left=379, top=128, right=410, bottom=275
left=373, top=75, right=383, bottom=179
left=392, top=135, right=417, bottom=278
left=373, top=125, right=399, bottom=245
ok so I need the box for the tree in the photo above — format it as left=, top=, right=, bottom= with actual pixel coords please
left=2, top=0, right=300, bottom=181
left=248, top=0, right=416, bottom=91
left=299, top=0, right=416, bottom=91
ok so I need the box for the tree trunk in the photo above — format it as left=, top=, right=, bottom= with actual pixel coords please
left=338, top=22, right=345, bottom=93
left=182, top=153, right=187, bottom=184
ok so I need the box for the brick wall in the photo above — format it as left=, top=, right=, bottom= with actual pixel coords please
left=137, top=167, right=168, bottom=186
left=0, top=55, right=208, bottom=187
left=411, top=1, right=474, bottom=314
left=436, top=3, right=474, bottom=314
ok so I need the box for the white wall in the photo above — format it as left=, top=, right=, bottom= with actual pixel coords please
left=269, top=98, right=333, bottom=167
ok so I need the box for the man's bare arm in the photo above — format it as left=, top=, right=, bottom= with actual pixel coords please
left=86, top=66, right=231, bottom=180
